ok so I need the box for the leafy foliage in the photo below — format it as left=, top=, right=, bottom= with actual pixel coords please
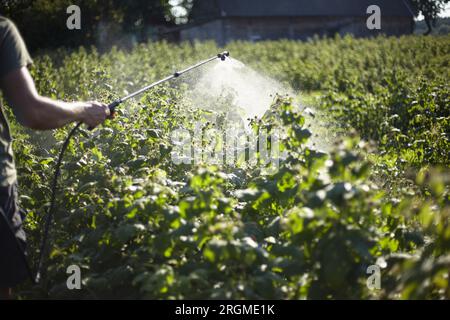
left=6, top=36, right=449, bottom=299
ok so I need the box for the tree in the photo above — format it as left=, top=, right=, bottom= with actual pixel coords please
left=410, top=0, right=450, bottom=35
left=0, top=0, right=187, bottom=51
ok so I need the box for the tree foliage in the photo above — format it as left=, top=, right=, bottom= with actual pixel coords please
left=411, top=0, right=450, bottom=34
left=0, top=0, right=184, bottom=52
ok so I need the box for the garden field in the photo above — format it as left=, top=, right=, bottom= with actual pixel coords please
left=8, top=35, right=449, bottom=299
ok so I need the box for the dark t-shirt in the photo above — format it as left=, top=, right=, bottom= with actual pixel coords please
left=0, top=16, right=33, bottom=186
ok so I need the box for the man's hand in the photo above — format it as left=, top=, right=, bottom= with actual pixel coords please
left=79, top=101, right=110, bottom=128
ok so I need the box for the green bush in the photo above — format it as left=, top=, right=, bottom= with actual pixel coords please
left=5, top=36, right=448, bottom=299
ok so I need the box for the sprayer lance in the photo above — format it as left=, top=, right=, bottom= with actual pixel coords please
left=106, top=51, right=230, bottom=114
left=37, top=51, right=231, bottom=284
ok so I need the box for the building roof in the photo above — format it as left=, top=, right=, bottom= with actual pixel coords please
left=191, top=0, right=415, bottom=20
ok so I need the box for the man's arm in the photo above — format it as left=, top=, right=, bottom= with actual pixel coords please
left=0, top=66, right=109, bottom=130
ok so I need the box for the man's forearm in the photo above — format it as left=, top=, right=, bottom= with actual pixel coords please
left=28, top=96, right=85, bottom=130
left=1, top=67, right=109, bottom=130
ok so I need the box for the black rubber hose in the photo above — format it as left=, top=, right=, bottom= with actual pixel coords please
left=35, top=121, right=82, bottom=283
left=35, top=102, right=117, bottom=283
left=31, top=52, right=226, bottom=283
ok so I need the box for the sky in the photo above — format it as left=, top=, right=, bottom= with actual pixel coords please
left=441, top=3, right=450, bottom=17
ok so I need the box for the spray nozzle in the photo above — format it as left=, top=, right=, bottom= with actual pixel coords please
left=218, top=51, right=230, bottom=61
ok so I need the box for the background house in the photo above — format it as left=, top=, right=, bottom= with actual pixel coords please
left=180, top=0, right=415, bottom=44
